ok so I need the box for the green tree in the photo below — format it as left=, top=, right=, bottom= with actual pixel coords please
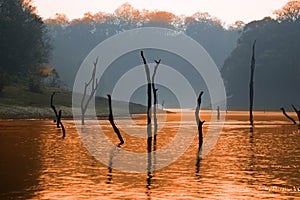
left=0, top=0, right=51, bottom=92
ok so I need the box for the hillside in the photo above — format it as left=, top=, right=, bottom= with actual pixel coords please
left=0, top=85, right=146, bottom=119
left=221, top=16, right=300, bottom=110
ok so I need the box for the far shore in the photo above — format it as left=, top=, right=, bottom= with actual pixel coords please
left=0, top=104, right=294, bottom=120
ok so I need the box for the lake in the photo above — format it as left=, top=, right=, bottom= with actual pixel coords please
left=0, top=111, right=299, bottom=199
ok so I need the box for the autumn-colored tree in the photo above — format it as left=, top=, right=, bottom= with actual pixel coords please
left=274, top=1, right=300, bottom=21
left=45, top=13, right=69, bottom=24
left=114, top=3, right=141, bottom=22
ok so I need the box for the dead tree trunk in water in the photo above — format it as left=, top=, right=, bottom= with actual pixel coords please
left=217, top=106, right=220, bottom=120
left=50, top=92, right=65, bottom=139
left=152, top=59, right=161, bottom=150
left=195, top=91, right=205, bottom=151
left=249, top=40, right=256, bottom=126
left=81, top=58, right=99, bottom=125
left=280, top=107, right=296, bottom=124
left=291, top=105, right=300, bottom=124
left=141, top=51, right=152, bottom=155
left=107, top=94, right=124, bottom=145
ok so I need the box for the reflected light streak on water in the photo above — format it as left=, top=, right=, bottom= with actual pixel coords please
left=0, top=111, right=299, bottom=199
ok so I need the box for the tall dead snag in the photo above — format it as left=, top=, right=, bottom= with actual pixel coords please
left=107, top=94, right=124, bottom=145
left=195, top=91, right=205, bottom=151
left=291, top=105, right=300, bottom=124
left=152, top=59, right=161, bottom=150
left=81, top=58, right=99, bottom=125
left=280, top=107, right=296, bottom=124
left=50, top=92, right=65, bottom=139
left=249, top=40, right=256, bottom=126
left=141, top=51, right=153, bottom=173
left=141, top=51, right=152, bottom=155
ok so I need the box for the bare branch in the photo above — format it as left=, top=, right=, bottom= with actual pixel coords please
left=141, top=51, right=152, bottom=157
left=291, top=104, right=300, bottom=124
left=50, top=92, right=66, bottom=139
left=81, top=58, right=100, bottom=125
left=280, top=107, right=296, bottom=124
left=107, top=94, right=124, bottom=145
left=249, top=40, right=256, bottom=126
left=195, top=91, right=205, bottom=151
left=151, top=58, right=161, bottom=150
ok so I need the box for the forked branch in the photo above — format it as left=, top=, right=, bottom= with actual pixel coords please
left=81, top=58, right=99, bottom=125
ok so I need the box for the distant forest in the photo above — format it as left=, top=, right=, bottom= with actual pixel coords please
left=1, top=1, right=300, bottom=110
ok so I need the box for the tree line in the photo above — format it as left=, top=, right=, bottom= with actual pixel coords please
left=0, top=0, right=58, bottom=94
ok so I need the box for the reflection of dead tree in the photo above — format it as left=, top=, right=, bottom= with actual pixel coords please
left=249, top=40, right=256, bottom=126
left=106, top=146, right=121, bottom=184
left=152, top=59, right=161, bottom=150
left=50, top=92, right=65, bottom=139
left=107, top=94, right=124, bottom=145
left=81, top=58, right=99, bottom=125
left=291, top=104, right=300, bottom=124
left=280, top=107, right=296, bottom=124
left=195, top=153, right=201, bottom=178
left=195, top=91, right=205, bottom=151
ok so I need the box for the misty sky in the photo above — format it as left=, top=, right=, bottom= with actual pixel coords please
left=33, top=0, right=290, bottom=25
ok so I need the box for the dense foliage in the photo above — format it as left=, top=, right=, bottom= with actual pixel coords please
left=0, top=0, right=51, bottom=92
left=221, top=1, right=300, bottom=110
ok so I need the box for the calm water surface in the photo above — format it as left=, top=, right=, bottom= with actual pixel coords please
left=0, top=111, right=299, bottom=199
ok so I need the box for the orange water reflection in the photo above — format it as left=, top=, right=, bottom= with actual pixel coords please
left=0, top=111, right=299, bottom=199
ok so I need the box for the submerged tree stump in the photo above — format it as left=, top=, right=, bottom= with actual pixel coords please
left=141, top=51, right=152, bottom=154
left=280, top=107, right=296, bottom=124
left=50, top=92, right=65, bottom=139
left=249, top=40, right=256, bottom=126
left=292, top=104, right=300, bottom=124
left=107, top=94, right=124, bottom=145
left=152, top=59, right=161, bottom=150
left=195, top=91, right=205, bottom=151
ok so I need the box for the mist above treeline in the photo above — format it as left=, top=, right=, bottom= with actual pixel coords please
left=1, top=0, right=300, bottom=110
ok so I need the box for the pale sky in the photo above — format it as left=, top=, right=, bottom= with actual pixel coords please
left=32, top=0, right=290, bottom=25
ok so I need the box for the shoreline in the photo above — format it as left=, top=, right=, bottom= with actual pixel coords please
left=0, top=104, right=292, bottom=120
left=0, top=104, right=149, bottom=120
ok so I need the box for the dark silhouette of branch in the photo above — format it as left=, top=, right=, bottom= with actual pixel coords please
left=152, top=59, right=160, bottom=151
left=291, top=104, right=300, bottom=124
left=217, top=106, right=220, bottom=120
left=249, top=40, right=256, bottom=126
left=195, top=91, right=205, bottom=151
left=280, top=107, right=296, bottom=124
left=51, top=92, right=60, bottom=128
left=50, top=92, right=65, bottom=139
left=141, top=51, right=152, bottom=156
left=141, top=51, right=153, bottom=174
left=81, top=57, right=99, bottom=125
left=107, top=94, right=124, bottom=145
